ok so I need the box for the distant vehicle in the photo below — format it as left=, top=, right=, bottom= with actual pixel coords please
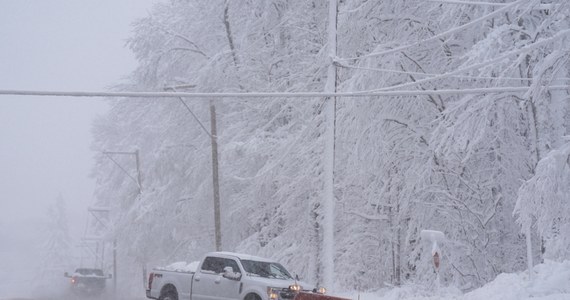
left=64, top=267, right=112, bottom=296
left=146, top=251, right=330, bottom=300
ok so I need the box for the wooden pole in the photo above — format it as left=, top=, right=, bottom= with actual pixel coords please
left=210, top=100, right=222, bottom=251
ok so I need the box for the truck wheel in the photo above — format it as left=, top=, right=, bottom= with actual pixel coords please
left=245, top=293, right=261, bottom=300
left=161, top=291, right=178, bottom=300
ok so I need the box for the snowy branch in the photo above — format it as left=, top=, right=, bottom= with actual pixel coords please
left=344, top=210, right=389, bottom=221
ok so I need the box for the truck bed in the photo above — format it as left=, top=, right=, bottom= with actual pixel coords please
left=147, top=267, right=195, bottom=300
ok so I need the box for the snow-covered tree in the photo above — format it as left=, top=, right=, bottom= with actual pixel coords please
left=515, top=140, right=570, bottom=260
left=39, top=194, right=73, bottom=272
left=90, top=0, right=570, bottom=293
left=33, top=194, right=73, bottom=296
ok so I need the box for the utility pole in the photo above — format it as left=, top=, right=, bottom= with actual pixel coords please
left=322, top=0, right=338, bottom=290
left=86, top=205, right=117, bottom=297
left=102, top=150, right=143, bottom=296
left=135, top=149, right=142, bottom=193
left=210, top=100, right=222, bottom=251
left=165, top=85, right=223, bottom=252
left=113, top=239, right=117, bottom=297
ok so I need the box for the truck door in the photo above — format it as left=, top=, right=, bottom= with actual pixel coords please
left=192, top=256, right=242, bottom=300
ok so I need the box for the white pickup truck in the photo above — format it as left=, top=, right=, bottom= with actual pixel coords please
left=146, top=252, right=326, bottom=300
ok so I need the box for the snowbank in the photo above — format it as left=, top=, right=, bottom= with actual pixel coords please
left=464, top=260, right=570, bottom=300
left=341, top=260, right=570, bottom=300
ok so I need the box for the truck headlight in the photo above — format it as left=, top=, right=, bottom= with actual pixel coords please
left=316, top=287, right=326, bottom=294
left=289, top=284, right=302, bottom=292
left=267, top=287, right=279, bottom=300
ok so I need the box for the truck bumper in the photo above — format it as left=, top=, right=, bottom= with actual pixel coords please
left=146, top=289, right=157, bottom=299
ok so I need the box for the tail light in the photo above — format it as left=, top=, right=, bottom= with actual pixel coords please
left=148, top=272, right=154, bottom=290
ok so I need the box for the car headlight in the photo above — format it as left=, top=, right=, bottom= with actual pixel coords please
left=267, top=287, right=279, bottom=300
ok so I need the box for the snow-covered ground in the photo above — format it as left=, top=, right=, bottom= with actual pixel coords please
left=2, top=260, right=568, bottom=300
left=339, top=260, right=570, bottom=300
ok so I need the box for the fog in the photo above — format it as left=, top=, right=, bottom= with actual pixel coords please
left=0, top=1, right=159, bottom=298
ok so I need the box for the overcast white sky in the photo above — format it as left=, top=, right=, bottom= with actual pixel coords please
left=0, top=0, right=160, bottom=296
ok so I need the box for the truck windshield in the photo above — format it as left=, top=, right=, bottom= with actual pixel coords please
left=75, top=268, right=104, bottom=276
left=240, top=260, right=293, bottom=280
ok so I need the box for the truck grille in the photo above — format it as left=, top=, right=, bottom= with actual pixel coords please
left=277, top=289, right=296, bottom=299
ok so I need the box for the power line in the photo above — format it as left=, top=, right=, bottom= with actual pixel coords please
left=367, top=29, right=570, bottom=92
left=335, top=61, right=570, bottom=82
left=1, top=86, right=569, bottom=99
left=427, top=0, right=557, bottom=10
left=427, top=0, right=509, bottom=6
left=164, top=87, right=213, bottom=138
left=335, top=0, right=525, bottom=62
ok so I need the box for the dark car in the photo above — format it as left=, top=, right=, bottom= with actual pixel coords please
left=64, top=268, right=112, bottom=296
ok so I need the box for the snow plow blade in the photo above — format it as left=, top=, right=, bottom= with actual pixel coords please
left=294, top=292, right=350, bottom=300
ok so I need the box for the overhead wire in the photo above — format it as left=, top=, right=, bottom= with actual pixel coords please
left=335, top=0, right=527, bottom=62
left=2, top=86, right=570, bottom=99
left=366, top=29, right=570, bottom=92
left=335, top=62, right=570, bottom=83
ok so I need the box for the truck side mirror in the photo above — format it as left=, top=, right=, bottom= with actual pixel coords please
left=64, top=272, right=69, bottom=278
left=222, top=267, right=241, bottom=281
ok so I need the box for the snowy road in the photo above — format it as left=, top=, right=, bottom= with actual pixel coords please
left=0, top=291, right=147, bottom=300
left=0, top=297, right=146, bottom=300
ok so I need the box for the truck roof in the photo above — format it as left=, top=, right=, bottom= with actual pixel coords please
left=205, top=251, right=276, bottom=262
